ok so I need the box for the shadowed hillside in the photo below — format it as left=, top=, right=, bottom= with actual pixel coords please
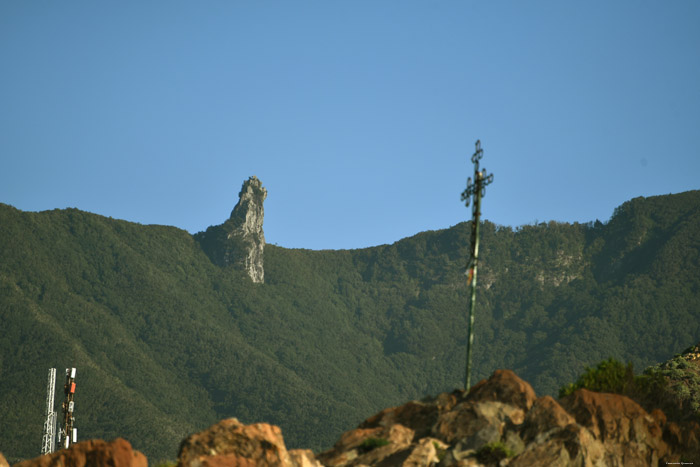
left=0, top=190, right=698, bottom=462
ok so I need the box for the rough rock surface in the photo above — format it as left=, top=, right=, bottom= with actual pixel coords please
left=169, top=368, right=698, bottom=466
left=177, top=417, right=322, bottom=467
left=196, top=176, right=267, bottom=283
left=317, top=423, right=416, bottom=466
left=314, top=369, right=693, bottom=466
left=14, top=367, right=700, bottom=466
left=225, top=176, right=267, bottom=283
left=559, top=388, right=670, bottom=464
left=14, top=438, right=146, bottom=467
left=289, top=449, right=324, bottom=467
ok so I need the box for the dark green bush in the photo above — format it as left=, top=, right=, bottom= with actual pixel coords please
left=558, top=358, right=634, bottom=398
left=475, top=441, right=514, bottom=463
left=358, top=437, right=390, bottom=454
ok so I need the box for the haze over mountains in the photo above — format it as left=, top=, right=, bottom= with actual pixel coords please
left=0, top=185, right=698, bottom=462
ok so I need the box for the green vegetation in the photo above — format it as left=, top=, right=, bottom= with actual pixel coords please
left=558, top=358, right=638, bottom=398
left=559, top=352, right=700, bottom=426
left=558, top=358, right=667, bottom=403
left=358, top=437, right=390, bottom=453
left=475, top=441, right=515, bottom=463
left=433, top=441, right=446, bottom=461
left=0, top=190, right=699, bottom=462
left=645, top=349, right=700, bottom=422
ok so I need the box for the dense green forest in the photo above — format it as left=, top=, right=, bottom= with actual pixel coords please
left=0, top=190, right=698, bottom=462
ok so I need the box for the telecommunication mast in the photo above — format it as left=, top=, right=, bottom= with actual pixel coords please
left=59, top=367, right=77, bottom=448
left=40, top=368, right=57, bottom=455
left=41, top=367, right=77, bottom=454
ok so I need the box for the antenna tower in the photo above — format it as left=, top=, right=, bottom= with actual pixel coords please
left=59, top=368, right=78, bottom=449
left=40, top=368, right=57, bottom=455
left=460, top=140, right=494, bottom=390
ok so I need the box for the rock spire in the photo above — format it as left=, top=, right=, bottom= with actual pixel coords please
left=224, top=176, right=267, bottom=283
left=195, top=176, right=267, bottom=283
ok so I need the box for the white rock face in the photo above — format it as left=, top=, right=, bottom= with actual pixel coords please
left=224, top=176, right=267, bottom=283
left=194, top=176, right=268, bottom=283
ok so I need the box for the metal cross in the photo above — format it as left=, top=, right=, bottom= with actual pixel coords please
left=460, top=139, right=494, bottom=390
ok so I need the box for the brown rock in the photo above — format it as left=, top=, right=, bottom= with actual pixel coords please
left=560, top=389, right=670, bottom=464
left=467, top=369, right=537, bottom=412
left=510, top=423, right=605, bottom=467
left=334, top=427, right=386, bottom=452
left=650, top=408, right=666, bottom=428
left=177, top=418, right=292, bottom=467
left=681, top=421, right=700, bottom=461
left=665, top=421, right=684, bottom=448
left=561, top=389, right=660, bottom=442
left=288, top=449, right=323, bottom=467
left=438, top=458, right=482, bottom=467
left=401, top=437, right=447, bottom=467
left=521, top=395, right=575, bottom=442
left=664, top=421, right=700, bottom=463
left=359, top=400, right=441, bottom=439
left=317, top=424, right=415, bottom=467
left=433, top=400, right=524, bottom=448
left=14, top=438, right=146, bottom=467
left=434, top=391, right=460, bottom=412
left=196, top=454, right=257, bottom=467
left=0, top=452, right=8, bottom=467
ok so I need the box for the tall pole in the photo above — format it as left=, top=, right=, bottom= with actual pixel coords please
left=460, top=140, right=494, bottom=390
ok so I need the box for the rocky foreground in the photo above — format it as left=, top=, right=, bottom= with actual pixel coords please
left=6, top=369, right=700, bottom=466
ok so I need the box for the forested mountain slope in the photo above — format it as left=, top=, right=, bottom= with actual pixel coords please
left=0, top=190, right=698, bottom=462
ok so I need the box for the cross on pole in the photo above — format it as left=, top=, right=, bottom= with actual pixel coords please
left=460, top=140, right=494, bottom=391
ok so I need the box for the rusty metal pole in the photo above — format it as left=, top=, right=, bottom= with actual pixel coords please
left=460, top=140, right=494, bottom=390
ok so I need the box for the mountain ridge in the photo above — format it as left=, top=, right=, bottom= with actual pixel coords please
left=0, top=189, right=698, bottom=461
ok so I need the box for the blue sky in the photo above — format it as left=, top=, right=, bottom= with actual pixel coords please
left=2, top=2, right=699, bottom=250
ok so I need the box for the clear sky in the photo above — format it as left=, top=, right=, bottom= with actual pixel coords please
left=2, top=2, right=699, bottom=250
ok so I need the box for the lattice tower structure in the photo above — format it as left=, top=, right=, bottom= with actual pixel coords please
left=40, top=368, right=57, bottom=455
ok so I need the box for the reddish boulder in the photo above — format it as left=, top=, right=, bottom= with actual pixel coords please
left=467, top=369, right=537, bottom=412
left=520, top=395, right=575, bottom=442
left=561, top=389, right=657, bottom=441
left=186, top=454, right=256, bottom=467
left=664, top=421, right=700, bottom=463
left=560, top=389, right=672, bottom=464
left=401, top=437, right=447, bottom=467
left=429, top=370, right=535, bottom=450
left=359, top=399, right=442, bottom=440
left=352, top=436, right=448, bottom=467
left=177, top=418, right=293, bottom=467
left=288, top=449, right=323, bottom=467
left=510, top=423, right=605, bottom=466
left=317, top=423, right=414, bottom=467
left=14, top=438, right=146, bottom=467
left=433, top=400, right=525, bottom=448
left=650, top=408, right=666, bottom=427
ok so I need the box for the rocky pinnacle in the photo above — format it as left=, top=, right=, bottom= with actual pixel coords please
left=223, top=176, right=267, bottom=283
